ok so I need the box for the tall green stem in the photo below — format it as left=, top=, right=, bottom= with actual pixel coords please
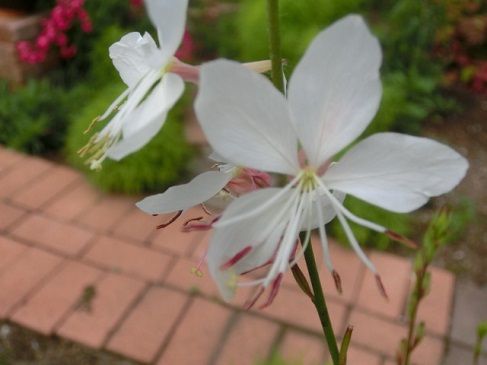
left=301, top=233, right=340, bottom=365
left=266, top=0, right=285, bottom=92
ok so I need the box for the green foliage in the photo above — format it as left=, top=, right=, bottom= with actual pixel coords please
left=328, top=196, right=411, bottom=251
left=0, top=80, right=69, bottom=155
left=64, top=83, right=193, bottom=194
left=474, top=321, right=487, bottom=364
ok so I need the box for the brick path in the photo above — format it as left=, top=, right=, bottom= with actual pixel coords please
left=0, top=146, right=457, bottom=365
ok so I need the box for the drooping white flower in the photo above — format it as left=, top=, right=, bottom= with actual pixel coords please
left=194, top=15, right=468, bottom=303
left=79, top=0, right=188, bottom=169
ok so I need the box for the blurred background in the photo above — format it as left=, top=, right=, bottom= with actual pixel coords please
left=0, top=0, right=486, bottom=364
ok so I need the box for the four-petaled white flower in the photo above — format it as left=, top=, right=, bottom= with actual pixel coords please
left=193, top=15, right=468, bottom=302
left=79, top=0, right=188, bottom=169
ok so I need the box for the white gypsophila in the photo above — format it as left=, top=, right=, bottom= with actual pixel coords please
left=193, top=15, right=469, bottom=301
left=79, top=0, right=188, bottom=169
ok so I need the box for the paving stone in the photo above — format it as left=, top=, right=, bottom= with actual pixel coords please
left=260, top=285, right=347, bottom=334
left=107, top=287, right=188, bottom=364
left=156, top=297, right=232, bottom=365
left=349, top=310, right=407, bottom=358
left=412, top=335, right=445, bottom=365
left=0, top=157, right=52, bottom=198
left=450, top=280, right=487, bottom=350
left=416, top=266, right=455, bottom=336
left=43, top=181, right=100, bottom=221
left=151, top=207, right=209, bottom=257
left=165, top=257, right=217, bottom=295
left=11, top=261, right=101, bottom=334
left=215, top=314, right=280, bottom=365
left=443, top=343, right=487, bottom=365
left=0, top=247, right=62, bottom=318
left=0, top=202, right=25, bottom=231
left=11, top=166, right=80, bottom=210
left=78, top=195, right=135, bottom=233
left=0, top=236, right=26, bottom=272
left=346, top=346, right=382, bottom=365
left=57, top=273, right=146, bottom=349
left=11, top=214, right=94, bottom=257
left=356, top=252, right=411, bottom=319
left=0, top=147, right=23, bottom=174
left=112, top=207, right=159, bottom=243
left=83, top=235, right=172, bottom=281
left=278, top=330, right=327, bottom=365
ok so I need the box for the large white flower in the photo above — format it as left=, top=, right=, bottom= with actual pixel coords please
left=80, top=0, right=188, bottom=169
left=194, top=15, right=469, bottom=302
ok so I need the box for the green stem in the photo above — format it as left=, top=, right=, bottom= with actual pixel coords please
left=301, top=233, right=340, bottom=365
left=266, top=0, right=285, bottom=92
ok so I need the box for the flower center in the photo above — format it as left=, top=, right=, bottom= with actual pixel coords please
left=299, top=168, right=318, bottom=192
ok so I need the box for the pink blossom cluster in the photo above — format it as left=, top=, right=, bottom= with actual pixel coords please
left=129, top=0, right=144, bottom=8
left=16, top=0, right=92, bottom=64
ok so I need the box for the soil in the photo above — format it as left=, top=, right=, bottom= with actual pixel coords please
left=421, top=88, right=487, bottom=285
left=0, top=321, right=139, bottom=365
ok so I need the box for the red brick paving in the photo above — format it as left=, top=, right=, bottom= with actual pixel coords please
left=11, top=260, right=102, bottom=334
left=83, top=235, right=172, bottom=282
left=0, top=202, right=25, bottom=231
left=156, top=297, right=232, bottom=365
left=107, top=287, right=188, bottom=363
left=57, top=272, right=146, bottom=349
left=278, top=330, right=327, bottom=365
left=11, top=214, right=94, bottom=257
left=0, top=247, right=62, bottom=318
left=0, top=147, right=458, bottom=365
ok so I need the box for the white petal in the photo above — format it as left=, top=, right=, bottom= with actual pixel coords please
left=109, top=32, right=160, bottom=87
left=195, top=60, right=300, bottom=175
left=207, top=188, right=294, bottom=300
left=301, top=190, right=345, bottom=230
left=145, top=0, right=188, bottom=62
left=288, top=15, right=382, bottom=167
left=136, top=171, right=232, bottom=215
left=106, top=73, right=184, bottom=160
left=322, top=132, right=469, bottom=213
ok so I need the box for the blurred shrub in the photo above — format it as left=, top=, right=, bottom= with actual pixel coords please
left=65, top=82, right=193, bottom=194
left=0, top=80, right=69, bottom=155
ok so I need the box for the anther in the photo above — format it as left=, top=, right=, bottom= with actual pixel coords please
left=385, top=230, right=418, bottom=249
left=375, top=274, right=389, bottom=300
left=332, top=270, right=343, bottom=294
left=156, top=210, right=183, bottom=229
left=220, top=246, right=252, bottom=270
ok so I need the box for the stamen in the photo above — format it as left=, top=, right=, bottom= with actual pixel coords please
left=157, top=210, right=183, bottom=229
left=316, top=197, right=334, bottom=271
left=244, top=286, right=265, bottom=310
left=332, top=270, right=343, bottom=294
left=191, top=250, right=207, bottom=278
left=316, top=179, right=385, bottom=233
left=220, top=246, right=253, bottom=270
left=335, top=209, right=377, bottom=273
left=259, top=273, right=283, bottom=309
left=200, top=203, right=212, bottom=215
left=375, top=274, right=389, bottom=300
left=385, top=230, right=419, bottom=249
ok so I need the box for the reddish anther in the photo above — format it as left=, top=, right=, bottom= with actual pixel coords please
left=332, top=270, right=343, bottom=294
left=375, top=274, right=389, bottom=300
left=156, top=210, right=183, bottom=229
left=244, top=287, right=265, bottom=310
left=259, top=273, right=283, bottom=309
left=220, top=246, right=253, bottom=270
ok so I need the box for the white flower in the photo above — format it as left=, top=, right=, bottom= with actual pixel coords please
left=194, top=15, right=469, bottom=302
left=79, top=0, right=188, bottom=169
